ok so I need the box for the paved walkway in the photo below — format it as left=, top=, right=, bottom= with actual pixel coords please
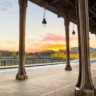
left=0, top=62, right=96, bottom=96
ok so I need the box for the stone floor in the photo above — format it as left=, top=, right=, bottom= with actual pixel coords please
left=0, top=62, right=96, bottom=96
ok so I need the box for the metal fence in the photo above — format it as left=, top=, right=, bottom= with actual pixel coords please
left=0, top=58, right=65, bottom=66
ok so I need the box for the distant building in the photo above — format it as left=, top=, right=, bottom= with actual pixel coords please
left=71, top=47, right=78, bottom=53
left=71, top=47, right=96, bottom=54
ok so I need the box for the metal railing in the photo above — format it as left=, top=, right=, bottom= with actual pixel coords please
left=0, top=58, right=65, bottom=66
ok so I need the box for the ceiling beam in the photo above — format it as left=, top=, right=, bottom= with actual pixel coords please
left=29, top=0, right=96, bottom=34
left=50, top=0, right=58, bottom=4
left=89, top=7, right=96, bottom=17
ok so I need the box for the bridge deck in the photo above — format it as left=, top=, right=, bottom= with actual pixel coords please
left=0, top=62, right=96, bottom=96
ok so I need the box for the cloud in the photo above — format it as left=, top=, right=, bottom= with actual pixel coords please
left=26, top=34, right=77, bottom=52
left=0, top=40, right=15, bottom=44
left=0, top=1, right=13, bottom=13
left=42, top=33, right=66, bottom=42
left=26, top=39, right=44, bottom=45
left=26, top=39, right=35, bottom=44
left=70, top=37, right=77, bottom=41
left=6, top=40, right=15, bottom=44
left=28, top=42, right=43, bottom=48
left=42, top=33, right=77, bottom=42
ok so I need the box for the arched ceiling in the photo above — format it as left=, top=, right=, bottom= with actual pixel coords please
left=29, top=0, right=96, bottom=34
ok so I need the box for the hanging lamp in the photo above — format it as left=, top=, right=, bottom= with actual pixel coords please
left=42, top=8, right=47, bottom=27
left=72, top=23, right=75, bottom=35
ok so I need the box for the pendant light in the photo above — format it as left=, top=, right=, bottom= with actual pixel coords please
left=72, top=23, right=75, bottom=35
left=42, top=8, right=47, bottom=27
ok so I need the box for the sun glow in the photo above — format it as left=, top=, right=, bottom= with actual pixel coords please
left=44, top=44, right=66, bottom=51
left=52, top=48, right=59, bottom=51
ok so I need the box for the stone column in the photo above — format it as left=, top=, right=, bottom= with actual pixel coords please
left=64, top=17, right=72, bottom=71
left=75, top=0, right=96, bottom=95
left=16, top=0, right=28, bottom=80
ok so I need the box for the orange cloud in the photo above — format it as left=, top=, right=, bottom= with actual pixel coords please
left=25, top=33, right=77, bottom=52
left=42, top=33, right=77, bottom=42
left=42, top=33, right=66, bottom=42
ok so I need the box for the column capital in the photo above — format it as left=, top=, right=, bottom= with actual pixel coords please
left=64, top=17, right=70, bottom=26
left=18, top=0, right=28, bottom=8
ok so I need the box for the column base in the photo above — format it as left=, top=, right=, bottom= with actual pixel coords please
left=65, top=65, right=72, bottom=71
left=75, top=87, right=95, bottom=96
left=75, top=87, right=81, bottom=96
left=16, top=73, right=28, bottom=80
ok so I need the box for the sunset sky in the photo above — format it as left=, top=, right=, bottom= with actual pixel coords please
left=0, top=0, right=96, bottom=52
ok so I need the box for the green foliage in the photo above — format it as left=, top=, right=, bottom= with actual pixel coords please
left=51, top=54, right=57, bottom=59
left=11, top=52, right=17, bottom=58
left=0, top=52, right=2, bottom=57
left=90, top=52, right=96, bottom=57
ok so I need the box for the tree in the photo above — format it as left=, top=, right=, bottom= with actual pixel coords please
left=12, top=52, right=17, bottom=58
left=54, top=51, right=66, bottom=59
left=0, top=52, right=2, bottom=57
